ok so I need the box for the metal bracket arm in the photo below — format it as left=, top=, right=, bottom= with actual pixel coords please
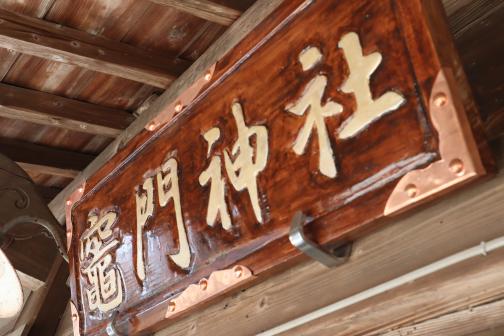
left=289, top=211, right=352, bottom=268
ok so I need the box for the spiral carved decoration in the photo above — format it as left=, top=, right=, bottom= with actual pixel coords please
left=0, top=187, right=30, bottom=209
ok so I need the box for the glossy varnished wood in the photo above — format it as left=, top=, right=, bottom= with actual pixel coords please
left=67, top=0, right=491, bottom=334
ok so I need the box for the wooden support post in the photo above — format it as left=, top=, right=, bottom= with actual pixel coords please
left=149, top=0, right=241, bottom=26
left=0, top=9, right=191, bottom=88
left=10, top=257, right=64, bottom=335
left=0, top=83, right=134, bottom=137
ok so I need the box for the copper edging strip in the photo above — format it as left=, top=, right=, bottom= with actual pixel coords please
left=165, top=265, right=255, bottom=319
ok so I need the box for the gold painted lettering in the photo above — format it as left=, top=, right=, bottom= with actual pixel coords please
left=338, top=32, right=405, bottom=139
left=200, top=102, right=269, bottom=227
left=199, top=128, right=232, bottom=230
left=224, top=102, right=268, bottom=223
left=80, top=210, right=123, bottom=313
left=135, top=177, right=154, bottom=281
left=156, top=158, right=191, bottom=269
left=286, top=46, right=343, bottom=178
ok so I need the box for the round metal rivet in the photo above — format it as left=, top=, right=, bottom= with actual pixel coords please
left=147, top=122, right=157, bottom=131
left=199, top=279, right=208, bottom=290
left=405, top=184, right=418, bottom=198
left=434, top=93, right=448, bottom=107
left=449, top=158, right=465, bottom=175
left=234, top=266, right=243, bottom=278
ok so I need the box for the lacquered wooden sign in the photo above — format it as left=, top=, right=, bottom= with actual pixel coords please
left=66, top=0, right=491, bottom=334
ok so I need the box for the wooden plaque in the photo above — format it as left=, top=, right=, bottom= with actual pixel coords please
left=67, top=0, right=492, bottom=334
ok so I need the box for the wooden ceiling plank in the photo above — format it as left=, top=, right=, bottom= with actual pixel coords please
left=382, top=299, right=504, bottom=336
left=0, top=83, right=134, bottom=137
left=149, top=0, right=241, bottom=26
left=0, top=138, right=95, bottom=177
left=290, top=246, right=504, bottom=336
left=0, top=8, right=191, bottom=88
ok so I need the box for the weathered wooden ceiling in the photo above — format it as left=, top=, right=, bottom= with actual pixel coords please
left=0, top=0, right=254, bottom=199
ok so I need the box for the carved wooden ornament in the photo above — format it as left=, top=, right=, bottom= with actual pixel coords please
left=67, top=0, right=492, bottom=334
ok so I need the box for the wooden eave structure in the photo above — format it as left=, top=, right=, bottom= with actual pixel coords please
left=0, top=0, right=502, bottom=335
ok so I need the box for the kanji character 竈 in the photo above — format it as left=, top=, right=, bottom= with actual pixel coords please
left=80, top=210, right=123, bottom=313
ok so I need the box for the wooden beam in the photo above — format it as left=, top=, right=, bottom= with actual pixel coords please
left=287, top=246, right=504, bottom=335
left=382, top=299, right=504, bottom=336
left=0, top=9, right=191, bottom=88
left=0, top=138, right=95, bottom=177
left=0, top=83, right=134, bottom=137
left=19, top=162, right=79, bottom=179
left=11, top=257, right=63, bottom=334
left=150, top=0, right=241, bottom=26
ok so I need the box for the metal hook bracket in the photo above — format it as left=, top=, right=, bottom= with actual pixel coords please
left=289, top=211, right=352, bottom=268
left=106, top=311, right=125, bottom=336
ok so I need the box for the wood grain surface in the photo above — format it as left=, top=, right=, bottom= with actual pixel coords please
left=67, top=0, right=491, bottom=335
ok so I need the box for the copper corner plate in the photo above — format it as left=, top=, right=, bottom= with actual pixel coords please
left=165, top=265, right=255, bottom=319
left=384, top=68, right=486, bottom=216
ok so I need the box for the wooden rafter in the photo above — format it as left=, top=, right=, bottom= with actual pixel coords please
left=0, top=83, right=135, bottom=137
left=149, top=0, right=241, bottom=26
left=0, top=9, right=191, bottom=88
left=0, top=138, right=95, bottom=178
